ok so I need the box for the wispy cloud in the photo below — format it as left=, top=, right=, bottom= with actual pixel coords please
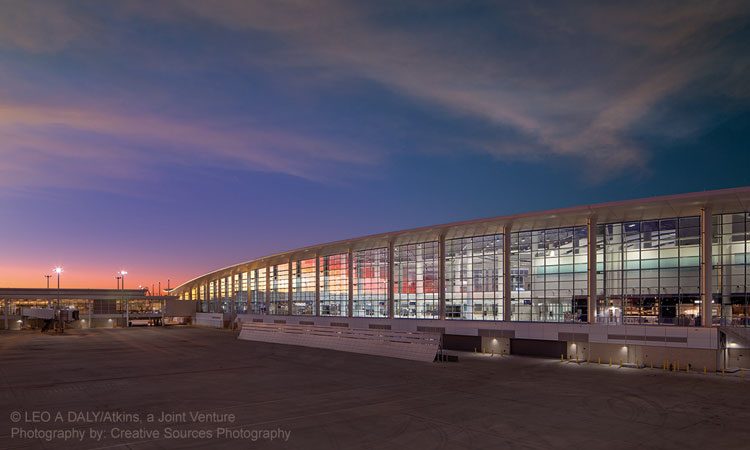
left=0, top=101, right=380, bottom=193
left=166, top=0, right=750, bottom=170
left=0, top=0, right=87, bottom=52
left=0, top=0, right=747, bottom=194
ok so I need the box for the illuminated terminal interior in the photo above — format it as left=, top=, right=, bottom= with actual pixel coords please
left=173, top=188, right=750, bottom=328
left=167, top=188, right=750, bottom=370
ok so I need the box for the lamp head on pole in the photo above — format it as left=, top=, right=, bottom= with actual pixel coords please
left=54, top=267, right=63, bottom=275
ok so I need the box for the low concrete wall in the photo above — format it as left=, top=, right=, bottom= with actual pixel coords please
left=238, top=314, right=721, bottom=350
left=234, top=314, right=730, bottom=370
left=195, top=313, right=227, bottom=328
left=586, top=342, right=718, bottom=372
left=239, top=323, right=441, bottom=362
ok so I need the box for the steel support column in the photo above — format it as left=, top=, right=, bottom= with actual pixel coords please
left=288, top=258, right=293, bottom=316
left=438, top=232, right=446, bottom=320
left=700, top=207, right=713, bottom=328
left=265, top=264, right=270, bottom=315
left=315, top=252, right=320, bottom=316
left=503, top=227, right=512, bottom=322
left=348, top=247, right=354, bottom=318
left=587, top=216, right=597, bottom=324
left=388, top=240, right=394, bottom=319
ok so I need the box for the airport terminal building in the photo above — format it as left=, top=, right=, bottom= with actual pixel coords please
left=171, top=188, right=750, bottom=370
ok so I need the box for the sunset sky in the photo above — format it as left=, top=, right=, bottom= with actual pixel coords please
left=1, top=1, right=749, bottom=289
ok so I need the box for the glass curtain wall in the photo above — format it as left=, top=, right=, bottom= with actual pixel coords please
left=511, top=227, right=588, bottom=322
left=597, top=217, right=701, bottom=325
left=353, top=248, right=388, bottom=317
left=292, top=258, right=316, bottom=315
left=209, top=280, right=217, bottom=313
left=445, top=235, right=503, bottom=320
left=319, top=253, right=349, bottom=316
left=713, top=213, right=750, bottom=326
left=219, top=277, right=229, bottom=313
left=219, top=279, right=225, bottom=312
left=269, top=263, right=289, bottom=315
left=237, top=272, right=248, bottom=314
left=249, top=268, right=267, bottom=314
left=230, top=274, right=239, bottom=313
left=394, top=241, right=439, bottom=319
left=200, top=284, right=207, bottom=312
left=198, top=284, right=206, bottom=312
left=225, top=276, right=233, bottom=312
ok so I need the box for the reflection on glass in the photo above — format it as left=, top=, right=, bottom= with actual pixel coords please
left=395, top=241, right=439, bottom=319
left=292, top=258, right=316, bottom=315
left=511, top=227, right=588, bottom=322
left=713, top=213, right=750, bottom=327
left=353, top=248, right=388, bottom=317
left=319, top=253, right=348, bottom=316
left=596, top=217, right=700, bottom=326
left=446, top=235, right=503, bottom=320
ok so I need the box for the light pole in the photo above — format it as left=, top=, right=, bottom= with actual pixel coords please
left=45, top=274, right=52, bottom=307
left=116, top=276, right=122, bottom=290
left=54, top=267, right=63, bottom=333
left=119, top=270, right=128, bottom=327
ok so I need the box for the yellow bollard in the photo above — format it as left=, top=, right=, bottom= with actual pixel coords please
left=598, top=357, right=601, bottom=365
left=609, top=357, right=612, bottom=366
left=704, top=366, right=707, bottom=374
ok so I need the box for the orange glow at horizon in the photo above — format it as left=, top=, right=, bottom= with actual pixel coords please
left=0, top=264, right=191, bottom=291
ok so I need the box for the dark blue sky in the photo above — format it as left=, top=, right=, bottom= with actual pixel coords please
left=1, top=0, right=748, bottom=288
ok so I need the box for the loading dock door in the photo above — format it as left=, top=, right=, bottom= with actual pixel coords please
left=510, top=338, right=566, bottom=358
left=442, top=334, right=482, bottom=352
